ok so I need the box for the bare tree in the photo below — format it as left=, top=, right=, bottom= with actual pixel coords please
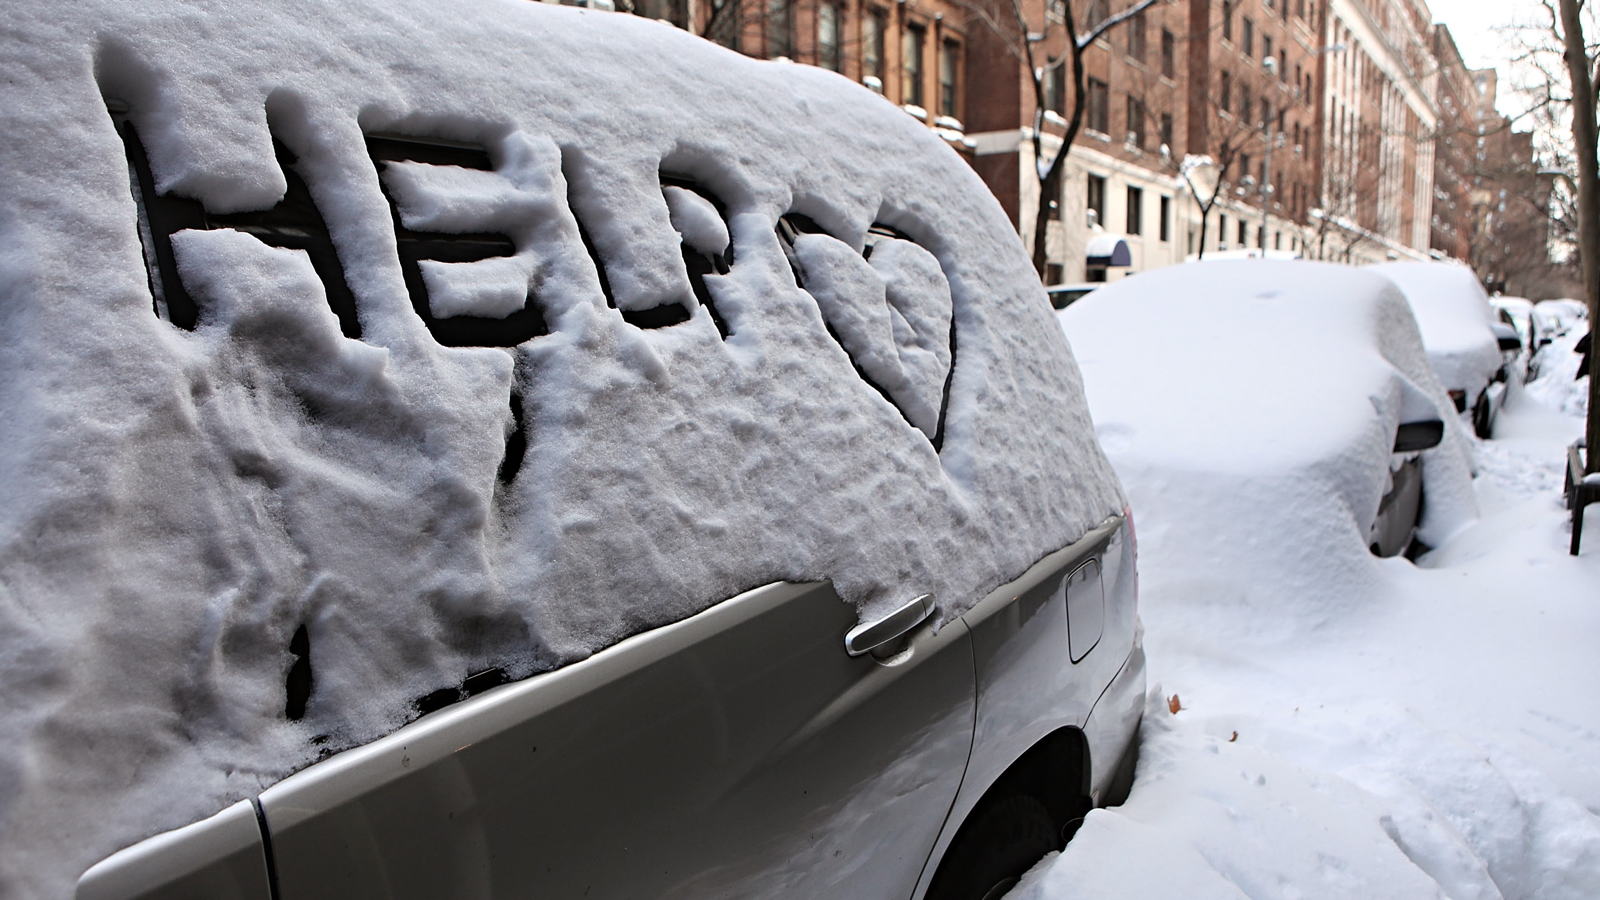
left=1505, top=0, right=1600, bottom=469
left=960, top=0, right=1158, bottom=275
left=1555, top=0, right=1600, bottom=471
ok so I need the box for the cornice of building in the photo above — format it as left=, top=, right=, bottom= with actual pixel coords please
left=1327, top=0, right=1438, bottom=121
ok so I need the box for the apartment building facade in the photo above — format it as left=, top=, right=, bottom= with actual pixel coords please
left=626, top=0, right=974, bottom=138
left=1315, top=0, right=1437, bottom=263
left=606, top=0, right=1528, bottom=286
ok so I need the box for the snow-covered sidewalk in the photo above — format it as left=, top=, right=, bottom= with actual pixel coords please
left=1014, top=338, right=1600, bottom=898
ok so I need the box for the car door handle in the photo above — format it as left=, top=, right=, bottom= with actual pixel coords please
left=843, top=594, right=936, bottom=657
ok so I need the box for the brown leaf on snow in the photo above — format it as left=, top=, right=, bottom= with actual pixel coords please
left=1167, top=693, right=1182, bottom=715
left=1229, top=730, right=1239, bottom=742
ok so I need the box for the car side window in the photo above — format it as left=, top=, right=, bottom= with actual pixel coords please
left=368, top=134, right=546, bottom=347
left=110, top=104, right=361, bottom=339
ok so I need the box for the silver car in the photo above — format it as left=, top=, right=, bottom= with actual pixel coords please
left=4, top=3, right=1144, bottom=898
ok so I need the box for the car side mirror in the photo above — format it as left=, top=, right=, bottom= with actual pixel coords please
left=1497, top=333, right=1522, bottom=351
left=1394, top=419, right=1444, bottom=453
left=1539, top=337, right=1552, bottom=347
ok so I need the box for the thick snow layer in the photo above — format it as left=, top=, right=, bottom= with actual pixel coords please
left=1019, top=309, right=1600, bottom=899
left=0, top=2, right=1124, bottom=893
left=1370, top=261, right=1504, bottom=397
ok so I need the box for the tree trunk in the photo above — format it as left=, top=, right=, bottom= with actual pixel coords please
left=1559, top=0, right=1600, bottom=472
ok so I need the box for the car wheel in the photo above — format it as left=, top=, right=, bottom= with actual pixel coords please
left=926, top=795, right=1060, bottom=900
left=1472, top=393, right=1493, bottom=439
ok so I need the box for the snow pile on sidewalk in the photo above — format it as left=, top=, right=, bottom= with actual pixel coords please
left=0, top=1, right=1125, bottom=893
left=1023, top=295, right=1600, bottom=898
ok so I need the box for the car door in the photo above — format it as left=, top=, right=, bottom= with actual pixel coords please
left=257, top=581, right=975, bottom=899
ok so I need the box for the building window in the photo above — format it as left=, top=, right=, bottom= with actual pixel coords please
left=705, top=0, right=739, bottom=48
left=766, top=0, right=792, bottom=58
left=1161, top=28, right=1175, bottom=78
left=1263, top=35, right=1273, bottom=64
left=903, top=24, right=925, bottom=106
left=1159, top=194, right=1171, bottom=241
left=1127, top=11, right=1146, bottom=62
left=1223, top=0, right=1234, bottom=41
left=1087, top=173, right=1107, bottom=225
left=1260, top=99, right=1270, bottom=129
left=1086, top=0, right=1110, bottom=29
left=1239, top=84, right=1250, bottom=122
left=1280, top=50, right=1288, bottom=80
left=1126, top=185, right=1143, bottom=234
left=1159, top=112, right=1173, bottom=149
left=635, top=0, right=688, bottom=27
left=1045, top=263, right=1065, bottom=284
left=818, top=2, right=841, bottom=71
left=1087, top=77, right=1109, bottom=133
left=863, top=10, right=886, bottom=88
left=1242, top=17, right=1254, bottom=57
left=1219, top=213, right=1228, bottom=245
left=1220, top=71, right=1232, bottom=112
left=1238, top=218, right=1247, bottom=245
left=1126, top=95, right=1146, bottom=149
left=939, top=41, right=960, bottom=116
left=1045, top=62, right=1066, bottom=114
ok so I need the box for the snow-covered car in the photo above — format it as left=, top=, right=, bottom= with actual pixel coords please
left=2, top=3, right=1143, bottom=898
left=1491, top=296, right=1545, bottom=379
left=1539, top=297, right=1589, bottom=337
left=1370, top=262, right=1516, bottom=438
left=1059, top=260, right=1477, bottom=566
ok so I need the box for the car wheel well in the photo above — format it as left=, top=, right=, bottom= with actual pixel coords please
left=924, top=727, right=1092, bottom=900
left=971, top=726, right=1092, bottom=840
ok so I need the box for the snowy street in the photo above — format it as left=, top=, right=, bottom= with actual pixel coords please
left=1014, top=334, right=1600, bottom=898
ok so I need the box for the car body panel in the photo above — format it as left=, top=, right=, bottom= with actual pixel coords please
left=912, top=515, right=1138, bottom=897
left=1370, top=454, right=1425, bottom=556
left=256, top=580, right=974, bottom=899
left=74, top=800, right=270, bottom=900
left=80, top=518, right=1142, bottom=900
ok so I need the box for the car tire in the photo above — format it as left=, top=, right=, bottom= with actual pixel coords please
left=1472, top=392, right=1494, bottom=439
left=926, top=794, right=1060, bottom=900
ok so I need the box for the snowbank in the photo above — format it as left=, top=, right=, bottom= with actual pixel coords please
left=0, top=1, right=1124, bottom=892
left=1369, top=261, right=1504, bottom=398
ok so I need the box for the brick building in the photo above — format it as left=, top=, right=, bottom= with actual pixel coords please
left=606, top=0, right=1531, bottom=285
left=962, top=0, right=1331, bottom=283
left=626, top=0, right=974, bottom=141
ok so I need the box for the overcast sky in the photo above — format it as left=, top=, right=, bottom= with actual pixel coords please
left=1427, top=0, right=1551, bottom=115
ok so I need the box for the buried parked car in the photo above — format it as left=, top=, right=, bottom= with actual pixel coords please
left=1059, top=261, right=1478, bottom=569
left=2, top=2, right=1143, bottom=898
left=1369, top=262, right=1517, bottom=439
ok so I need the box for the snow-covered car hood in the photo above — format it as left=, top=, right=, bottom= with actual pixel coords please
left=0, top=1, right=1124, bottom=893
left=1369, top=261, right=1503, bottom=396
left=1059, top=261, right=1476, bottom=635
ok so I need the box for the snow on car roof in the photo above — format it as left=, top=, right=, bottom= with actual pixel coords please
left=0, top=1, right=1123, bottom=892
left=1058, top=260, right=1476, bottom=634
left=1368, top=261, right=1503, bottom=394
